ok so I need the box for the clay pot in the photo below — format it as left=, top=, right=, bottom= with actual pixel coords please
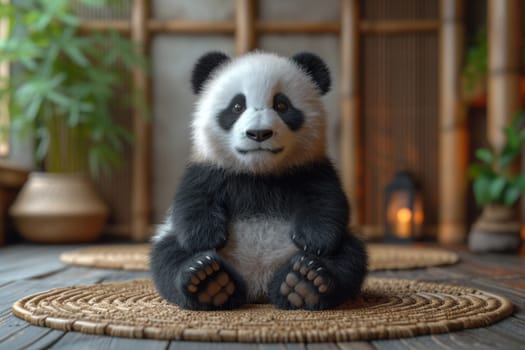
left=9, top=172, right=109, bottom=243
left=468, top=204, right=522, bottom=253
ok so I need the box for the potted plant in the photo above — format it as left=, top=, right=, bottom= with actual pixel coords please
left=462, top=28, right=488, bottom=106
left=462, top=27, right=525, bottom=107
left=468, top=113, right=525, bottom=252
left=0, top=0, right=147, bottom=243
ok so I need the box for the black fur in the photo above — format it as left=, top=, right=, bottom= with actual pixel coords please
left=291, top=52, right=331, bottom=95
left=151, top=159, right=367, bottom=310
left=191, top=52, right=230, bottom=94
left=217, top=94, right=246, bottom=131
left=273, top=93, right=304, bottom=131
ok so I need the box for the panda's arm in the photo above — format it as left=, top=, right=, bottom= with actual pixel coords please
left=292, top=160, right=350, bottom=256
left=169, top=164, right=229, bottom=253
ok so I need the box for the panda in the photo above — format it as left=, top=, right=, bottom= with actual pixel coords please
left=150, top=51, right=367, bottom=311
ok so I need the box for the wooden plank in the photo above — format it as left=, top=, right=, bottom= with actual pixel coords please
left=79, top=20, right=130, bottom=33
left=130, top=0, right=151, bottom=241
left=360, top=20, right=439, bottom=34
left=0, top=244, right=78, bottom=264
left=0, top=277, right=107, bottom=314
left=306, top=344, right=339, bottom=350
left=48, top=332, right=168, bottom=350
left=339, top=0, right=362, bottom=227
left=337, top=342, right=376, bottom=350
left=0, top=317, right=57, bottom=350
left=0, top=263, right=66, bottom=283
left=487, top=0, right=522, bottom=152
left=0, top=245, right=73, bottom=282
left=371, top=340, right=416, bottom=350
left=373, top=326, right=523, bottom=350
left=256, top=21, right=339, bottom=34
left=24, top=330, right=66, bottom=350
left=256, top=344, right=288, bottom=350
left=437, top=0, right=467, bottom=245
left=235, top=0, right=257, bottom=55
left=169, top=342, right=258, bottom=350
left=258, top=344, right=306, bottom=350
left=78, top=19, right=440, bottom=35
left=148, top=20, right=235, bottom=34
left=31, top=266, right=138, bottom=285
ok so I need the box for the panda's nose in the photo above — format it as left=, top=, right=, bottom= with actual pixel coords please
left=246, top=129, right=273, bottom=142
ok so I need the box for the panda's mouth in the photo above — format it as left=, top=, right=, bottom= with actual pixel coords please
left=235, top=147, right=284, bottom=155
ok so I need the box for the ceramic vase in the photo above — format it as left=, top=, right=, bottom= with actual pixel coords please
left=9, top=172, right=109, bottom=243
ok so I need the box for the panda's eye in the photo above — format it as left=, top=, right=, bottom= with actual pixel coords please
left=275, top=102, right=288, bottom=113
left=232, top=103, right=245, bottom=113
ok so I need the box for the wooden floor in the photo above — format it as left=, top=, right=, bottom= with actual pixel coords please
left=0, top=243, right=524, bottom=350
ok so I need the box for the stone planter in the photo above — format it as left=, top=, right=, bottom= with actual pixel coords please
left=9, top=172, right=109, bottom=243
left=468, top=204, right=522, bottom=253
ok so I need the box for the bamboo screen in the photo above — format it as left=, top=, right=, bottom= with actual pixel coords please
left=56, top=0, right=469, bottom=242
left=360, top=0, right=439, bottom=238
left=73, top=1, right=134, bottom=236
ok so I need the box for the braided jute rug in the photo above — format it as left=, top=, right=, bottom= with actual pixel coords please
left=12, top=278, right=512, bottom=342
left=60, top=244, right=459, bottom=271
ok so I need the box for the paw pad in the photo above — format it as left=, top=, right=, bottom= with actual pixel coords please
left=186, top=256, right=235, bottom=307
left=279, top=256, right=332, bottom=308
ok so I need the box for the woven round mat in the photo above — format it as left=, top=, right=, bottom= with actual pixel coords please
left=60, top=244, right=458, bottom=271
left=60, top=244, right=150, bottom=270
left=12, top=278, right=511, bottom=342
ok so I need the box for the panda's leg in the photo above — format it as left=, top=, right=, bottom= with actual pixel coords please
left=150, top=234, right=247, bottom=310
left=268, top=233, right=367, bottom=310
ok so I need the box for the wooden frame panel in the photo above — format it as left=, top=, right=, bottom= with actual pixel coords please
left=438, top=0, right=466, bottom=244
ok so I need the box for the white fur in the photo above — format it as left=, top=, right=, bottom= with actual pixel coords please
left=152, top=210, right=298, bottom=303
left=152, top=206, right=173, bottom=243
left=191, top=52, right=327, bottom=174
left=218, top=217, right=297, bottom=302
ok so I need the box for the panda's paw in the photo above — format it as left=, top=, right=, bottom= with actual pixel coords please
left=182, top=255, right=236, bottom=308
left=276, top=255, right=334, bottom=310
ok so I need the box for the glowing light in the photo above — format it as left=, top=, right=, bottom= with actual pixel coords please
left=396, top=208, right=412, bottom=238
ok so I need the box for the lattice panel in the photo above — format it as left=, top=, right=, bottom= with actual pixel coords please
left=360, top=0, right=439, bottom=237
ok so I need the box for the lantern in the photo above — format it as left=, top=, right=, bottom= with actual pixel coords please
left=384, top=172, right=424, bottom=242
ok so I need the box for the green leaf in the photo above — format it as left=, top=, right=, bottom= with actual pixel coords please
left=519, top=128, right=525, bottom=141
left=489, top=176, right=507, bottom=201
left=473, top=176, right=492, bottom=206
left=475, top=148, right=494, bottom=164
left=504, top=187, right=521, bottom=206
left=468, top=163, right=493, bottom=179
left=63, top=44, right=89, bottom=67
left=46, top=91, right=70, bottom=107
left=504, top=126, right=520, bottom=151
left=499, top=145, right=519, bottom=168
left=35, top=128, right=50, bottom=162
left=512, top=175, right=525, bottom=191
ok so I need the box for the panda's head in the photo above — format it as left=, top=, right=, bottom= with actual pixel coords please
left=190, top=51, right=331, bottom=174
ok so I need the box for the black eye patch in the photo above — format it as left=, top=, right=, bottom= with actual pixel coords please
left=272, top=93, right=304, bottom=131
left=217, top=94, right=246, bottom=131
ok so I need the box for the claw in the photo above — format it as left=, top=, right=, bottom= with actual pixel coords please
left=303, top=245, right=307, bottom=251
left=316, top=267, right=323, bottom=272
left=189, top=267, right=196, bottom=271
left=292, top=234, right=296, bottom=240
left=300, top=256, right=305, bottom=262
left=316, top=249, right=321, bottom=256
left=197, top=260, right=204, bottom=265
left=205, top=256, right=212, bottom=261
left=308, top=260, right=314, bottom=266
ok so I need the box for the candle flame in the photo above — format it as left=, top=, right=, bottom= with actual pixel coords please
left=397, top=208, right=412, bottom=222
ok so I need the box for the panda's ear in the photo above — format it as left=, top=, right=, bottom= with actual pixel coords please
left=291, top=52, right=331, bottom=95
left=191, top=52, right=231, bottom=94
